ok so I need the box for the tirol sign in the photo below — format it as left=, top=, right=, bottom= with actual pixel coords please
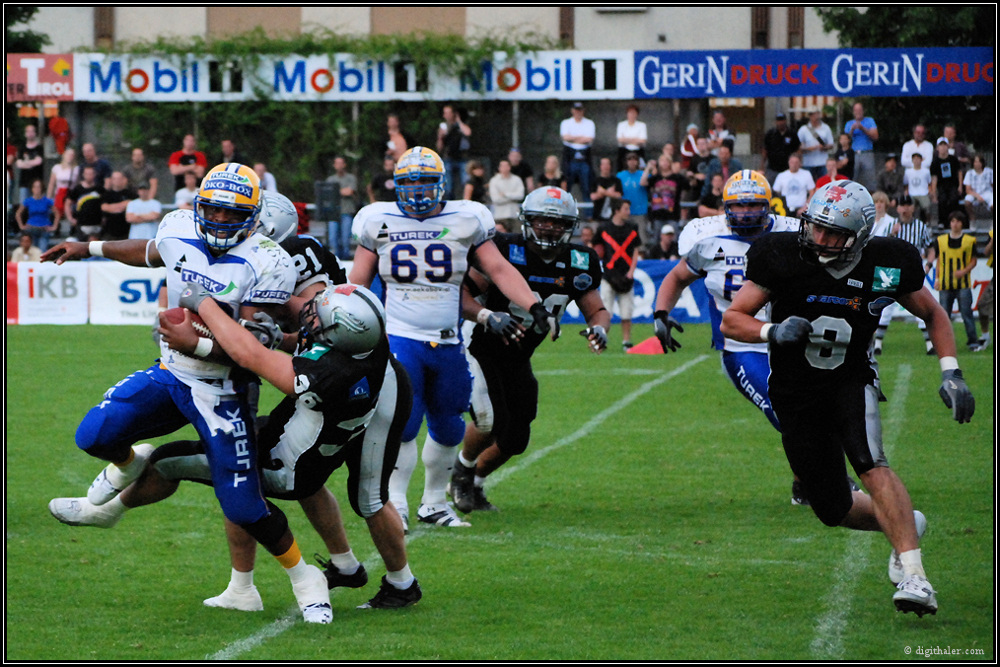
left=6, top=53, right=75, bottom=101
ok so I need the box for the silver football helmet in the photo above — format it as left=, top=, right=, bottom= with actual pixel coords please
left=256, top=190, right=298, bottom=243
left=301, top=284, right=385, bottom=355
left=798, top=180, right=876, bottom=267
left=520, top=186, right=579, bottom=260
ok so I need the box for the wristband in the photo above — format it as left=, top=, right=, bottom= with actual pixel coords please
left=193, top=337, right=214, bottom=359
left=88, top=241, right=105, bottom=258
left=939, top=356, right=959, bottom=372
left=759, top=323, right=774, bottom=343
left=476, top=308, right=494, bottom=326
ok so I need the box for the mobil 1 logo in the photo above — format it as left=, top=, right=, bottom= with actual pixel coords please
left=582, top=59, right=617, bottom=91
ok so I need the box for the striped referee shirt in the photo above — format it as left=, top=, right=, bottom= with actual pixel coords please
left=894, top=218, right=934, bottom=256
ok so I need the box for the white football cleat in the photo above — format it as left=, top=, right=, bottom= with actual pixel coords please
left=893, top=574, right=938, bottom=617
left=417, top=502, right=471, bottom=528
left=48, top=497, right=122, bottom=528
left=888, top=510, right=927, bottom=585
left=204, top=585, right=264, bottom=612
left=87, top=443, right=155, bottom=505
left=292, top=564, right=332, bottom=624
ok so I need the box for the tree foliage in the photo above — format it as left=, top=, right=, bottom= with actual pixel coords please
left=5, top=6, right=51, bottom=53
left=814, top=7, right=995, bottom=151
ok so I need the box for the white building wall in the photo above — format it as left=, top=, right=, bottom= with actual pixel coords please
left=573, top=7, right=753, bottom=51
left=301, top=7, right=371, bottom=36
left=466, top=7, right=560, bottom=39
left=115, top=8, right=208, bottom=44
left=28, top=7, right=95, bottom=52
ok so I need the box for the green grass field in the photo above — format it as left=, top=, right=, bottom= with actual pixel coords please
left=5, top=321, right=995, bottom=661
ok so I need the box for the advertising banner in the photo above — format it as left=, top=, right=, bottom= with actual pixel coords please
left=5, top=53, right=75, bottom=102
left=8, top=261, right=89, bottom=324
left=88, top=263, right=167, bottom=325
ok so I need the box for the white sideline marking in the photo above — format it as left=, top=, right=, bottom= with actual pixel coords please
left=208, top=354, right=709, bottom=660
left=808, top=364, right=912, bottom=660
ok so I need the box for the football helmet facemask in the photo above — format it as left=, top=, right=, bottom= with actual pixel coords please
left=194, top=163, right=262, bottom=253
left=394, top=146, right=447, bottom=216
left=520, top=186, right=579, bottom=261
left=301, top=284, right=385, bottom=355
left=722, top=170, right=772, bottom=239
left=798, top=180, right=876, bottom=267
left=257, top=190, right=298, bottom=243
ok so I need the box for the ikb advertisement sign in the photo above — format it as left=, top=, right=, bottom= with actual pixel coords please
left=6, top=262, right=88, bottom=324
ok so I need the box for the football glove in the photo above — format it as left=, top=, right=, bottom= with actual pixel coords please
left=939, top=368, right=975, bottom=423
left=239, top=311, right=284, bottom=350
left=580, top=325, right=608, bottom=353
left=178, top=281, right=213, bottom=313
left=483, top=311, right=523, bottom=341
left=653, top=310, right=684, bottom=353
left=529, top=303, right=552, bottom=336
left=767, top=316, right=813, bottom=346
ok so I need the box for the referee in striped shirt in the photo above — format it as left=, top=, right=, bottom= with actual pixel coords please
left=880, top=195, right=937, bottom=353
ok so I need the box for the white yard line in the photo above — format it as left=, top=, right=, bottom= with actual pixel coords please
left=809, top=364, right=912, bottom=660
left=208, top=354, right=709, bottom=660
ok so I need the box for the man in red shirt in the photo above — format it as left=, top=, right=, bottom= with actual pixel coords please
left=168, top=134, right=207, bottom=191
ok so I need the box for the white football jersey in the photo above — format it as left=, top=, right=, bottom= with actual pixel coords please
left=155, top=209, right=296, bottom=395
left=352, top=200, right=495, bottom=344
left=684, top=214, right=799, bottom=353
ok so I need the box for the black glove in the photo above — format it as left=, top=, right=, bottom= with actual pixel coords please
left=580, top=325, right=608, bottom=352
left=239, top=311, right=284, bottom=350
left=767, top=316, right=813, bottom=346
left=529, top=303, right=551, bottom=336
left=939, top=368, right=975, bottom=423
left=483, top=311, right=522, bottom=340
left=178, top=281, right=213, bottom=313
left=653, top=310, right=684, bottom=353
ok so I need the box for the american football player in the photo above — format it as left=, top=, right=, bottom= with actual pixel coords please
left=721, top=180, right=975, bottom=618
left=348, top=146, right=552, bottom=532
left=449, top=186, right=610, bottom=512
left=41, top=163, right=333, bottom=624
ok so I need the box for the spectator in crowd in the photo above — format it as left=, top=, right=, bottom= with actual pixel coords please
left=537, top=155, right=566, bottom=190
left=772, top=154, right=815, bottom=216
left=930, top=137, right=963, bottom=226
left=122, top=147, right=158, bottom=200
left=701, top=139, right=742, bottom=198
left=617, top=152, right=650, bottom=245
left=367, top=154, right=397, bottom=204
left=578, top=223, right=595, bottom=248
left=437, top=104, right=472, bottom=199
left=80, top=142, right=113, bottom=190
left=16, top=178, right=57, bottom=252
left=797, top=108, right=835, bottom=182
left=834, top=132, right=855, bottom=181
left=844, top=101, right=879, bottom=191
left=11, top=232, right=42, bottom=262
left=168, top=134, right=207, bottom=191
left=5, top=126, right=16, bottom=201
left=124, top=183, right=162, bottom=240
left=174, top=171, right=199, bottom=210
left=876, top=153, right=906, bottom=209
left=688, top=136, right=713, bottom=193
left=928, top=210, right=980, bottom=350
left=707, top=110, right=733, bottom=156
left=616, top=104, right=648, bottom=171
left=901, top=124, right=933, bottom=170
left=647, top=223, right=679, bottom=260
left=904, top=153, right=932, bottom=222
left=590, top=157, right=623, bottom=223
left=463, top=160, right=488, bottom=205
left=325, top=156, right=359, bottom=259
left=975, top=227, right=994, bottom=351
left=762, top=111, right=800, bottom=184
left=15, top=123, right=44, bottom=204
left=64, top=165, right=106, bottom=240
left=488, top=159, right=525, bottom=233
left=963, top=153, right=994, bottom=221
left=560, top=102, right=596, bottom=199
left=698, top=173, right=727, bottom=218
left=47, top=147, right=79, bottom=233
left=871, top=190, right=900, bottom=239
left=937, top=123, right=971, bottom=170
left=679, top=123, right=700, bottom=171
left=100, top=171, right=136, bottom=241
left=815, top=156, right=846, bottom=190
left=385, top=113, right=409, bottom=161
left=219, top=138, right=246, bottom=166
left=508, top=147, right=534, bottom=193
left=253, top=162, right=277, bottom=192
left=659, top=143, right=677, bottom=167
left=594, top=198, right=642, bottom=351
left=647, top=155, right=687, bottom=226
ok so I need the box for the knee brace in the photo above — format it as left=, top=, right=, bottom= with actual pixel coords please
left=240, top=502, right=289, bottom=555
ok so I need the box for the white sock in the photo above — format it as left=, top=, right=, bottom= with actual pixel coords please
left=103, top=495, right=128, bottom=517
left=899, top=549, right=926, bottom=578
left=284, top=558, right=310, bottom=585
left=457, top=451, right=477, bottom=469
left=230, top=568, right=254, bottom=589
left=389, top=439, right=418, bottom=513
left=386, top=564, right=414, bottom=589
left=421, top=435, right=456, bottom=506
left=328, top=550, right=360, bottom=574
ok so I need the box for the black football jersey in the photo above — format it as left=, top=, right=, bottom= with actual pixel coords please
left=281, top=235, right=347, bottom=293
left=746, top=233, right=925, bottom=394
left=468, top=233, right=603, bottom=362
